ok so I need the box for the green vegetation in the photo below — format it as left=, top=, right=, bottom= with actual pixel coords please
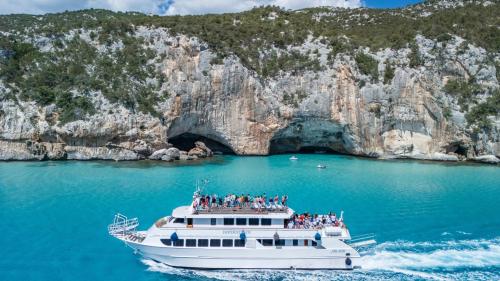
left=0, top=30, right=163, bottom=123
left=355, top=53, right=378, bottom=80
left=465, top=89, right=500, bottom=129
left=260, top=51, right=322, bottom=77
left=0, top=2, right=499, bottom=123
left=383, top=63, right=395, bottom=84
left=443, top=79, right=499, bottom=130
left=442, top=106, right=452, bottom=119
left=443, top=79, right=480, bottom=111
left=409, top=41, right=423, bottom=68
left=282, top=90, right=308, bottom=107
left=495, top=62, right=500, bottom=82
left=436, top=33, right=452, bottom=42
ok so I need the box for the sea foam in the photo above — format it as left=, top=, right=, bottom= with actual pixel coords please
left=141, top=237, right=500, bottom=281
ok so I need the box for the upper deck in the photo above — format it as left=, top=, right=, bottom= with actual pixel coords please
left=172, top=205, right=294, bottom=219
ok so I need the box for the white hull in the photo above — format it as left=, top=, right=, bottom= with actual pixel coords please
left=126, top=242, right=359, bottom=270
left=109, top=203, right=373, bottom=270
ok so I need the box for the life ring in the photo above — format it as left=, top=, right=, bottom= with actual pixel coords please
left=345, top=257, right=352, bottom=266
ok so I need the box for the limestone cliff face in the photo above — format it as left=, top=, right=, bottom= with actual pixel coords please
left=0, top=30, right=499, bottom=163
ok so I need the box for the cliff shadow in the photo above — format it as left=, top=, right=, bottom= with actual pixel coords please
left=168, top=133, right=235, bottom=155
left=268, top=119, right=351, bottom=155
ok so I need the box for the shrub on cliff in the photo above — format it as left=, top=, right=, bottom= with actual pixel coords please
left=465, top=89, right=500, bottom=130
left=443, top=79, right=480, bottom=111
left=383, top=63, right=395, bottom=84
left=355, top=53, right=379, bottom=80
left=409, top=41, right=423, bottom=68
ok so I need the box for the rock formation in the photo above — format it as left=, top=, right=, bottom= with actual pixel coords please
left=0, top=3, right=499, bottom=164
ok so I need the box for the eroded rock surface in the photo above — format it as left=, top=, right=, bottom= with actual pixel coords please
left=0, top=29, right=499, bottom=164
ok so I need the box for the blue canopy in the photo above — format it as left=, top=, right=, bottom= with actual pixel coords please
left=170, top=232, right=179, bottom=241
left=315, top=232, right=321, bottom=241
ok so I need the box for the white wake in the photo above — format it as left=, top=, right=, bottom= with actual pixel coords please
left=141, top=237, right=500, bottom=281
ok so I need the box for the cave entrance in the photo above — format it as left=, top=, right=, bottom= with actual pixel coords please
left=269, top=138, right=344, bottom=155
left=445, top=142, right=468, bottom=157
left=168, top=133, right=235, bottom=154
left=298, top=146, right=339, bottom=154
left=268, top=120, right=351, bottom=155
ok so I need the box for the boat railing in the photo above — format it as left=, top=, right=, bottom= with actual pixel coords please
left=194, top=205, right=289, bottom=214
left=108, top=213, right=139, bottom=237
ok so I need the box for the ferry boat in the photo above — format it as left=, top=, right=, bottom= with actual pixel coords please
left=108, top=190, right=375, bottom=270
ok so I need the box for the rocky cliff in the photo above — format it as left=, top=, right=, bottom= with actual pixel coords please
left=0, top=1, right=499, bottom=163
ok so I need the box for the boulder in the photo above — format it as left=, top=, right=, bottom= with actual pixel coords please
left=149, top=147, right=181, bottom=161
left=161, top=155, right=174, bottom=162
left=430, top=152, right=459, bottom=162
left=149, top=149, right=168, bottom=160
left=472, top=155, right=499, bottom=164
left=187, top=141, right=213, bottom=158
left=132, top=140, right=152, bottom=156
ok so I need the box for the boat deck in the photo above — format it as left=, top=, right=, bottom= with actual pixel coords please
left=194, top=206, right=289, bottom=215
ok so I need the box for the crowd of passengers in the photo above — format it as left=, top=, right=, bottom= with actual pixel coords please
left=192, top=193, right=288, bottom=211
left=287, top=212, right=343, bottom=229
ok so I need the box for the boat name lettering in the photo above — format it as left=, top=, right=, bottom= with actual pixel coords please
left=222, top=230, right=251, bottom=235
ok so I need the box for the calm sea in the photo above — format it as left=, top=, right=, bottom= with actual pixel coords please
left=0, top=155, right=499, bottom=280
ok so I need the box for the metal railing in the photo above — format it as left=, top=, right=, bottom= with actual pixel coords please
left=108, top=213, right=139, bottom=236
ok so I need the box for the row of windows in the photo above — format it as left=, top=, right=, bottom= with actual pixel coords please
left=171, top=217, right=274, bottom=226
left=257, top=239, right=318, bottom=247
left=161, top=238, right=246, bottom=247
left=219, top=218, right=272, bottom=226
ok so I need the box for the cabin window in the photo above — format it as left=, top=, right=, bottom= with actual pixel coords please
left=293, top=239, right=298, bottom=246
left=222, top=239, right=233, bottom=247
left=160, top=239, right=171, bottom=246
left=275, top=239, right=285, bottom=246
left=198, top=239, right=209, bottom=247
left=261, top=239, right=273, bottom=246
left=312, top=241, right=317, bottom=247
left=249, top=218, right=259, bottom=225
left=210, top=218, right=217, bottom=225
left=173, top=218, right=185, bottom=224
left=210, top=239, right=221, bottom=247
left=186, top=239, right=196, bottom=247
left=261, top=218, right=272, bottom=226
left=173, top=239, right=184, bottom=247
left=234, top=239, right=245, bottom=247
left=223, top=218, right=235, bottom=225
left=236, top=218, right=247, bottom=226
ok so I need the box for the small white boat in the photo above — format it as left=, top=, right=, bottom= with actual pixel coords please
left=317, top=164, right=326, bottom=169
left=289, top=156, right=298, bottom=160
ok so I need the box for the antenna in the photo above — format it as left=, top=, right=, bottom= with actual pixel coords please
left=194, top=179, right=209, bottom=195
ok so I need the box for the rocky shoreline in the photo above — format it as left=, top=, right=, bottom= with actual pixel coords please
left=0, top=140, right=215, bottom=162
left=0, top=139, right=498, bottom=164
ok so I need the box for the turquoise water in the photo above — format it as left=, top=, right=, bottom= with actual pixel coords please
left=0, top=155, right=499, bottom=280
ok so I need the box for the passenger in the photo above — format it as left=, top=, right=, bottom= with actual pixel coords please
left=212, top=194, right=217, bottom=208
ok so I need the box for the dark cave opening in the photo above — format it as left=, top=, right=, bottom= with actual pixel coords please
left=445, top=142, right=468, bottom=157
left=168, top=133, right=235, bottom=154
left=269, top=137, right=342, bottom=155
left=298, top=146, right=339, bottom=154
